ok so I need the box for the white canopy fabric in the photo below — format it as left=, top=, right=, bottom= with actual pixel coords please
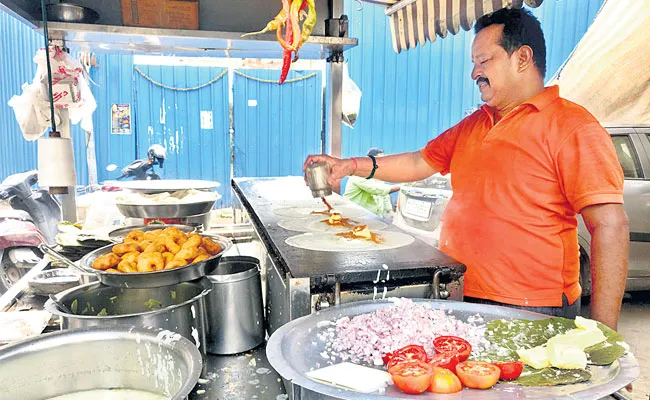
left=548, top=0, right=650, bottom=124
left=366, top=0, right=544, bottom=53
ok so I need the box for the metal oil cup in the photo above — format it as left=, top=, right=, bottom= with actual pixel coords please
left=305, top=161, right=332, bottom=198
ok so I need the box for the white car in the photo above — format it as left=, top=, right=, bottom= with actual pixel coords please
left=393, top=174, right=452, bottom=249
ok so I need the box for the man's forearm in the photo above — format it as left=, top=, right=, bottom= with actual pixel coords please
left=352, top=151, right=437, bottom=183
left=589, top=223, right=629, bottom=330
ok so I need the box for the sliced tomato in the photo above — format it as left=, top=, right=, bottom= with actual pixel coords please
left=428, top=367, right=463, bottom=394
left=389, top=361, right=434, bottom=395
left=427, top=351, right=460, bottom=371
left=395, top=345, right=427, bottom=361
left=387, top=354, right=408, bottom=370
left=381, top=351, right=394, bottom=365
left=493, top=361, right=524, bottom=381
left=385, top=345, right=427, bottom=369
left=455, top=361, right=501, bottom=389
left=433, top=336, right=472, bottom=362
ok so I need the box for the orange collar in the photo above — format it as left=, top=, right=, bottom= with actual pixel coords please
left=522, top=85, right=560, bottom=111
left=481, top=85, right=560, bottom=123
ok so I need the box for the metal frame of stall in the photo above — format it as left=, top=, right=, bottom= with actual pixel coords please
left=0, top=2, right=358, bottom=398
left=0, top=0, right=357, bottom=225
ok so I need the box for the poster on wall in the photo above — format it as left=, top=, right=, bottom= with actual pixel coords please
left=111, top=104, right=132, bottom=134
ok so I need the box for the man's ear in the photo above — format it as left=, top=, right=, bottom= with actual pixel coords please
left=516, top=45, right=535, bottom=72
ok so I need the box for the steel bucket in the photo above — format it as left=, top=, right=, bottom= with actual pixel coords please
left=206, top=256, right=265, bottom=354
left=0, top=326, right=202, bottom=400
left=45, top=278, right=211, bottom=355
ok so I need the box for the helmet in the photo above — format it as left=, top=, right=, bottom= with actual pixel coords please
left=147, top=144, right=167, bottom=167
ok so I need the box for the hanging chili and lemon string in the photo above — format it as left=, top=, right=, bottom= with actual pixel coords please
left=242, top=0, right=316, bottom=84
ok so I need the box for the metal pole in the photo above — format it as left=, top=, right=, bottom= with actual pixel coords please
left=326, top=0, right=345, bottom=158
left=330, top=0, right=343, bottom=18
left=58, top=108, right=78, bottom=222
left=40, top=0, right=56, bottom=134
left=85, top=130, right=98, bottom=186
left=327, top=62, right=343, bottom=157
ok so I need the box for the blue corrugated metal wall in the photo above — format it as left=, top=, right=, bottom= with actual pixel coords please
left=232, top=69, right=323, bottom=178
left=0, top=11, right=43, bottom=180
left=1, top=0, right=606, bottom=191
left=340, top=0, right=606, bottom=158
left=133, top=65, right=231, bottom=206
left=88, top=53, right=136, bottom=185
left=0, top=9, right=122, bottom=186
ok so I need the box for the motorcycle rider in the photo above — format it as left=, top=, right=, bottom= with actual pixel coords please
left=117, top=144, right=167, bottom=181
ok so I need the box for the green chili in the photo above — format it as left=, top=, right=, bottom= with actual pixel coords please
left=297, top=0, right=316, bottom=50
left=241, top=9, right=287, bottom=38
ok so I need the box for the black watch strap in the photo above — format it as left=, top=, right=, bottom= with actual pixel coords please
left=366, top=155, right=378, bottom=179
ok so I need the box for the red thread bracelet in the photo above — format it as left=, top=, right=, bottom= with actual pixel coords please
left=351, top=157, right=358, bottom=174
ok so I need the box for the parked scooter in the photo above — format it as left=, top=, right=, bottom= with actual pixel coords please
left=0, top=171, right=61, bottom=294
left=108, top=144, right=167, bottom=181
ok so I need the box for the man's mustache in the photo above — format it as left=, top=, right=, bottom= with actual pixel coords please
left=477, top=77, right=489, bottom=86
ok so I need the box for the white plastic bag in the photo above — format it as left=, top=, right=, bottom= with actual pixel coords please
left=34, top=47, right=97, bottom=132
left=342, top=63, right=362, bottom=128
left=7, top=83, right=43, bottom=141
left=7, top=46, right=96, bottom=141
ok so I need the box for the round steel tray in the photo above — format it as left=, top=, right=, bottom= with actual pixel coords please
left=41, top=234, right=232, bottom=289
left=116, top=201, right=215, bottom=218
left=108, top=224, right=197, bottom=241
left=27, top=269, right=82, bottom=296
left=107, top=179, right=221, bottom=193
left=267, top=299, right=639, bottom=400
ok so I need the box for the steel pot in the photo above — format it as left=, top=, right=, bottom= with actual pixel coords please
left=44, top=278, right=211, bottom=355
left=27, top=268, right=82, bottom=296
left=42, top=3, right=100, bottom=24
left=206, top=256, right=265, bottom=354
left=0, top=326, right=202, bottom=400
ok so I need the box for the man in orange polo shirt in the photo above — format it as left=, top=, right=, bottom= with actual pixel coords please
left=304, top=8, right=629, bottom=330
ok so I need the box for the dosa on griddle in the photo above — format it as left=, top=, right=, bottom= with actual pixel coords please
left=273, top=205, right=368, bottom=219
left=285, top=231, right=415, bottom=252
left=307, top=218, right=388, bottom=233
left=277, top=217, right=322, bottom=232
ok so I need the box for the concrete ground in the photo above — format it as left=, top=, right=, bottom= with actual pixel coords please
left=583, top=291, right=650, bottom=400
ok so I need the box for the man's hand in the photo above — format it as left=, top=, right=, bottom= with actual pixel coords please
left=305, top=151, right=438, bottom=185
left=303, top=154, right=355, bottom=188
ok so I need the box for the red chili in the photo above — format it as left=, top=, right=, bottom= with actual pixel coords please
left=279, top=0, right=306, bottom=84
left=278, top=20, right=293, bottom=84
left=276, top=0, right=293, bottom=51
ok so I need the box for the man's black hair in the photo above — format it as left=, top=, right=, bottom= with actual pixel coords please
left=474, top=7, right=546, bottom=78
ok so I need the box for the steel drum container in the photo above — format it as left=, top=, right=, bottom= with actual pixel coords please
left=45, top=278, right=211, bottom=355
left=206, top=256, right=265, bottom=354
left=0, top=326, right=202, bottom=400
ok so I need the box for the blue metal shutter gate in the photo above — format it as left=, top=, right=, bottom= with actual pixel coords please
left=133, top=65, right=231, bottom=207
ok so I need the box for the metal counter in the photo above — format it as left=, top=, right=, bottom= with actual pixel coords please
left=232, top=176, right=466, bottom=337
left=232, top=177, right=463, bottom=282
left=189, top=345, right=286, bottom=400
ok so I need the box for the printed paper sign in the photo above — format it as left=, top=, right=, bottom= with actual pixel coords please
left=111, top=104, right=131, bottom=134
left=200, top=110, right=213, bottom=130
